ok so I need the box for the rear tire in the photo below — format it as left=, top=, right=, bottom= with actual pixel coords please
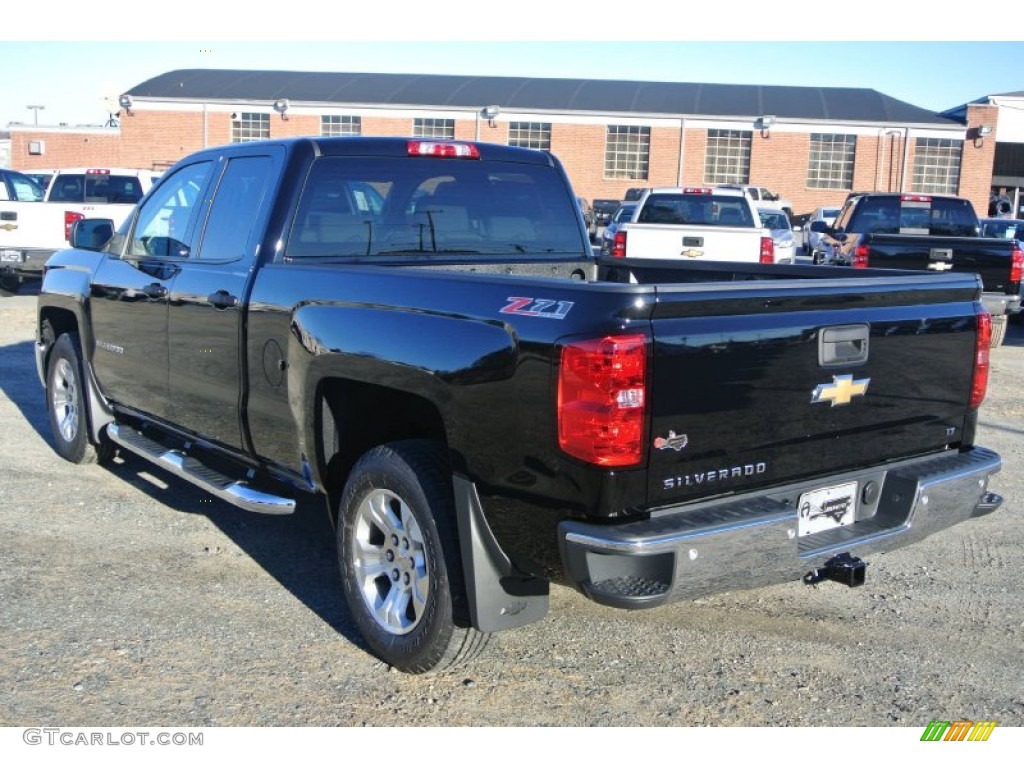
left=46, top=333, right=114, bottom=465
left=0, top=273, right=21, bottom=297
left=337, top=440, right=490, bottom=673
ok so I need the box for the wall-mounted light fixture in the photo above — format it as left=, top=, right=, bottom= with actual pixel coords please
left=118, top=94, right=134, bottom=117
left=481, top=104, right=500, bottom=128
left=973, top=124, right=993, bottom=148
left=757, top=114, right=776, bottom=139
left=273, top=98, right=290, bottom=121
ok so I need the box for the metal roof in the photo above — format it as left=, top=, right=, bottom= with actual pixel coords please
left=127, top=69, right=958, bottom=126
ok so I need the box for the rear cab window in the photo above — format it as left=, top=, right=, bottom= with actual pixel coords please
left=847, top=196, right=979, bottom=237
left=49, top=171, right=148, bottom=204
left=284, top=155, right=584, bottom=261
left=637, top=192, right=756, bottom=227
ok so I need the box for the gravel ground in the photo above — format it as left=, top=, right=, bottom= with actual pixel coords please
left=1, top=293, right=1022, bottom=729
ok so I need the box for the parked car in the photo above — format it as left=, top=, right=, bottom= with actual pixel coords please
left=591, top=198, right=621, bottom=241
left=608, top=186, right=774, bottom=263
left=980, top=217, right=1023, bottom=240
left=2, top=167, right=164, bottom=293
left=23, top=167, right=162, bottom=205
left=805, top=205, right=843, bottom=259
left=599, top=202, right=637, bottom=256
left=757, top=206, right=795, bottom=264
left=718, top=185, right=794, bottom=220
left=40, top=137, right=1003, bottom=674
left=623, top=187, right=650, bottom=202
left=576, top=196, right=596, bottom=240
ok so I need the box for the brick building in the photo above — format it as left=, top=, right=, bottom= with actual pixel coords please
left=5, top=69, right=1004, bottom=216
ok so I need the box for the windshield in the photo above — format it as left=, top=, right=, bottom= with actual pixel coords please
left=285, top=156, right=585, bottom=260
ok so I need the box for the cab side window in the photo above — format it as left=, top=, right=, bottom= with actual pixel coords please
left=194, top=156, right=273, bottom=261
left=126, top=162, right=213, bottom=259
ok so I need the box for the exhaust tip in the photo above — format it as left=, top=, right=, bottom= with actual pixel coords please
left=804, top=553, right=867, bottom=588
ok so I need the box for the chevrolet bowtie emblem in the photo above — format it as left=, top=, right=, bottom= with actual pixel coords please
left=927, top=262, right=953, bottom=271
left=811, top=375, right=870, bottom=406
left=681, top=249, right=703, bottom=258
left=0, top=223, right=18, bottom=232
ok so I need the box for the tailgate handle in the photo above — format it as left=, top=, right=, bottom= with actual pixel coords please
left=682, top=237, right=703, bottom=247
left=929, top=248, right=953, bottom=262
left=0, top=211, right=16, bottom=221
left=820, top=324, right=869, bottom=367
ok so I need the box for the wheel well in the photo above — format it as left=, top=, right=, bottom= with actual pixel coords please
left=318, top=378, right=448, bottom=524
left=39, top=307, right=80, bottom=367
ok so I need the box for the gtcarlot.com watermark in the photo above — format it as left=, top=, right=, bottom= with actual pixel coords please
left=23, top=728, right=203, bottom=747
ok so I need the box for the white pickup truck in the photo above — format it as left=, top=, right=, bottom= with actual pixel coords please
left=1, top=167, right=160, bottom=295
left=605, top=186, right=775, bottom=264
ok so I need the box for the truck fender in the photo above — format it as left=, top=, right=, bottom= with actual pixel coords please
left=37, top=268, right=115, bottom=443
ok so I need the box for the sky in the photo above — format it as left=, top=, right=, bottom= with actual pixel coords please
left=2, top=6, right=1023, bottom=129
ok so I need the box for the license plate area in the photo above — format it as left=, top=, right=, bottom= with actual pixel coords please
left=1, top=249, right=23, bottom=262
left=798, top=481, right=857, bottom=537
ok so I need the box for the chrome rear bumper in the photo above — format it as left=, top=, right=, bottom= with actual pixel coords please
left=559, top=447, right=1002, bottom=608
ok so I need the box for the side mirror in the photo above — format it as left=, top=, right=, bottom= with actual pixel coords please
left=70, top=218, right=115, bottom=251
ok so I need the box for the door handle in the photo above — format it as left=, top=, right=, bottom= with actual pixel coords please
left=207, top=290, right=239, bottom=310
left=142, top=282, right=167, bottom=299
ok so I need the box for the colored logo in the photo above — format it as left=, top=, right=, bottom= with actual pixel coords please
left=811, top=375, right=870, bottom=407
left=653, top=431, right=688, bottom=451
left=920, top=720, right=997, bottom=742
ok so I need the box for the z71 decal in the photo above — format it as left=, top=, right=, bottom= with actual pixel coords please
left=501, top=297, right=574, bottom=320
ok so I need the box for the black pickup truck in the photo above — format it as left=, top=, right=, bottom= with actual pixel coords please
left=809, top=192, right=1023, bottom=346
left=36, top=137, right=1003, bottom=673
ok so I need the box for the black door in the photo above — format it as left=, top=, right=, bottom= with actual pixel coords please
left=166, top=150, right=281, bottom=449
left=88, top=160, right=214, bottom=421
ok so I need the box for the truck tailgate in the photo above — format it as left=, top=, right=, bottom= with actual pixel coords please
left=624, top=223, right=766, bottom=262
left=644, top=273, right=983, bottom=508
left=866, top=234, right=1018, bottom=294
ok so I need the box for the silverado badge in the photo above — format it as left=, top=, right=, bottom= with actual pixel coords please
left=654, top=431, right=689, bottom=451
left=811, top=375, right=870, bottom=407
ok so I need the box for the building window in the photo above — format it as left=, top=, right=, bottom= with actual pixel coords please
left=508, top=122, right=552, bottom=151
left=321, top=115, right=361, bottom=137
left=807, top=133, right=856, bottom=189
left=412, top=118, right=455, bottom=139
left=231, top=112, right=270, bottom=143
left=604, top=125, right=651, bottom=180
left=912, top=138, right=962, bottom=195
left=704, top=130, right=751, bottom=184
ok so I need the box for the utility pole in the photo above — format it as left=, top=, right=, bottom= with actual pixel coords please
left=26, top=105, right=45, bottom=125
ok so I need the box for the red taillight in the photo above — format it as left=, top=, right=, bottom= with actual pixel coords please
left=86, top=169, right=111, bottom=176
left=64, top=211, right=84, bottom=241
left=900, top=194, right=932, bottom=203
left=853, top=244, right=870, bottom=268
left=970, top=311, right=991, bottom=409
left=1010, top=244, right=1023, bottom=284
left=759, top=236, right=774, bottom=264
left=612, top=230, right=627, bottom=259
left=558, top=334, right=647, bottom=467
left=682, top=187, right=712, bottom=195
left=406, top=140, right=480, bottom=159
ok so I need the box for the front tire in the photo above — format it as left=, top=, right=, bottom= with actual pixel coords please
left=337, top=440, right=489, bottom=673
left=46, top=333, right=113, bottom=465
